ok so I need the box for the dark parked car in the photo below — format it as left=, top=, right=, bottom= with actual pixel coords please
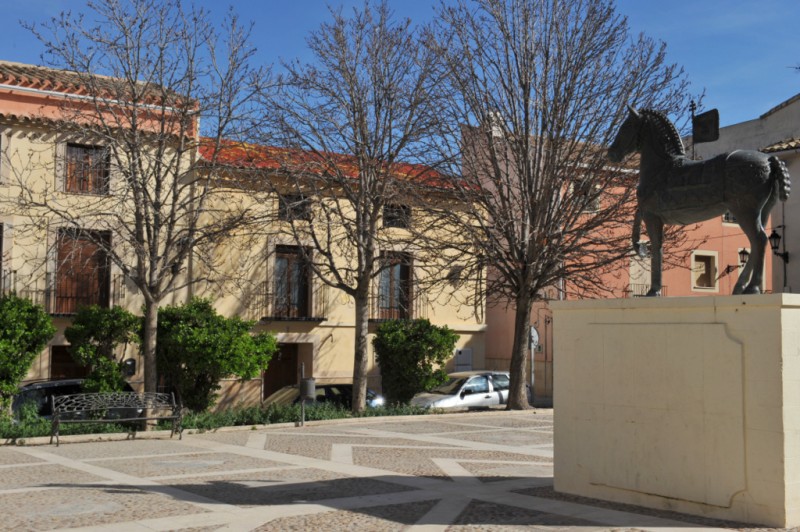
left=264, top=383, right=385, bottom=409
left=12, top=379, right=139, bottom=420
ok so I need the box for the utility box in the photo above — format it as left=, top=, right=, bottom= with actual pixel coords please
left=300, top=378, right=316, bottom=400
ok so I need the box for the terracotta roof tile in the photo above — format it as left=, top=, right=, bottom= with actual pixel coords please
left=0, top=60, right=182, bottom=103
left=199, top=138, right=448, bottom=187
left=762, top=138, right=800, bottom=153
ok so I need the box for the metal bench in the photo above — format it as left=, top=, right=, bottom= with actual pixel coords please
left=50, top=391, right=182, bottom=446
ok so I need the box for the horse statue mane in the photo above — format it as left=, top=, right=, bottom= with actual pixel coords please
left=639, top=109, right=685, bottom=157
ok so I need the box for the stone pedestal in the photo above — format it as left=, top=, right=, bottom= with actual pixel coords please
left=552, top=294, right=800, bottom=527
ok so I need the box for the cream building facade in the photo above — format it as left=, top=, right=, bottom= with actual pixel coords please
left=0, top=61, right=486, bottom=407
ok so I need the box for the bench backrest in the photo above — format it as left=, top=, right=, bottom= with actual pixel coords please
left=52, top=392, right=177, bottom=415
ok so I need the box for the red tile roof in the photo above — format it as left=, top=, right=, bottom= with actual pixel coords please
left=199, top=139, right=448, bottom=187
left=762, top=138, right=800, bottom=153
left=0, top=60, right=185, bottom=104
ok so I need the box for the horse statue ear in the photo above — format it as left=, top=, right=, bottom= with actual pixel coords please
left=627, top=104, right=640, bottom=118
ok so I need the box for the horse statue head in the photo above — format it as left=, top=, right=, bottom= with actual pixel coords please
left=608, top=105, right=685, bottom=163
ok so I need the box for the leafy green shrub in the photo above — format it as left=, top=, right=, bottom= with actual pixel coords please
left=157, top=299, right=278, bottom=412
left=64, top=305, right=141, bottom=393
left=0, top=295, right=56, bottom=407
left=373, top=319, right=458, bottom=405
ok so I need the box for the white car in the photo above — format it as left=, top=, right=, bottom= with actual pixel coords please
left=410, top=371, right=511, bottom=409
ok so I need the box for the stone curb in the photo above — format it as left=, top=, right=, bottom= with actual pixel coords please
left=2, top=407, right=552, bottom=447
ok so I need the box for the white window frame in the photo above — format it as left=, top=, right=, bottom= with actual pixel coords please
left=691, top=250, right=719, bottom=292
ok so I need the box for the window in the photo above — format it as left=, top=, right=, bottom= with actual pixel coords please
left=572, top=179, right=600, bottom=212
left=491, top=373, right=510, bottom=391
left=65, top=143, right=110, bottom=194
left=50, top=346, right=90, bottom=379
left=278, top=194, right=310, bottom=221
left=692, top=252, right=717, bottom=290
left=464, top=376, right=490, bottom=394
left=446, top=265, right=464, bottom=287
left=55, top=229, right=111, bottom=314
left=273, top=245, right=310, bottom=318
left=378, top=252, right=412, bottom=319
left=383, top=204, right=411, bottom=228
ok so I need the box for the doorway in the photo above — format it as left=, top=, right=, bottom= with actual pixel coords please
left=263, top=343, right=298, bottom=399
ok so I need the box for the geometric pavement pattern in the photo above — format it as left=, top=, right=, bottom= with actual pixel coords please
left=0, top=411, right=754, bottom=531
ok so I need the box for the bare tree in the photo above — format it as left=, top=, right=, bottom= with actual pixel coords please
left=426, top=0, right=693, bottom=408
left=261, top=1, right=445, bottom=412
left=6, top=0, right=270, bottom=394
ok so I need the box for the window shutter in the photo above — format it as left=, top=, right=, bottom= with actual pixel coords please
left=107, top=146, right=122, bottom=194
left=0, top=129, right=10, bottom=185
left=54, top=141, right=66, bottom=192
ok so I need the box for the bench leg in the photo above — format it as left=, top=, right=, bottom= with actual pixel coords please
left=50, top=419, right=59, bottom=446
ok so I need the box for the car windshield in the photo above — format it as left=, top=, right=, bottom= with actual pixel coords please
left=430, top=377, right=468, bottom=395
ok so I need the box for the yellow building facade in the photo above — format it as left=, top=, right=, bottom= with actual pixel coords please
left=0, top=61, right=486, bottom=407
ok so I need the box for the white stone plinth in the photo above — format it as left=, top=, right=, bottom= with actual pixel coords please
left=552, top=294, right=800, bottom=527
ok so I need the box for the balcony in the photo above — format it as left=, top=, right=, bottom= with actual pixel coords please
left=368, top=291, right=428, bottom=321
left=0, top=270, right=126, bottom=315
left=258, top=283, right=329, bottom=322
left=624, top=283, right=668, bottom=298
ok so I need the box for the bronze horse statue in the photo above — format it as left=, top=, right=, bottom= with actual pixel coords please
left=608, top=106, right=790, bottom=295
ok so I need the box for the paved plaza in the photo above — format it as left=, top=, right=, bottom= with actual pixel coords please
left=0, top=410, right=766, bottom=531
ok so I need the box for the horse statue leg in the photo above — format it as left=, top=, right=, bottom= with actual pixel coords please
left=735, top=210, right=769, bottom=294
left=642, top=213, right=663, bottom=296
left=733, top=259, right=752, bottom=295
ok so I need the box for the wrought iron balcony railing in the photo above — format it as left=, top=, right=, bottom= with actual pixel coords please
left=257, top=282, right=329, bottom=321
left=368, top=291, right=428, bottom=321
left=0, top=270, right=126, bottom=315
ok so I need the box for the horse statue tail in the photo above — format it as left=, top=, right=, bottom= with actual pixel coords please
left=632, top=207, right=642, bottom=254
left=769, top=156, right=791, bottom=201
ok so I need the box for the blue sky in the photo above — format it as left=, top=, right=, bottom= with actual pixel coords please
left=1, top=1, right=797, bottom=127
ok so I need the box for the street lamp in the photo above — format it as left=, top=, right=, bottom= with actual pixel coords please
left=721, top=249, right=751, bottom=277
left=769, top=226, right=789, bottom=291
left=738, top=248, right=750, bottom=266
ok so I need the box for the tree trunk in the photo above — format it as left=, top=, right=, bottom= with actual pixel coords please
left=351, top=285, right=370, bottom=413
left=142, top=299, right=159, bottom=395
left=507, top=292, right=533, bottom=410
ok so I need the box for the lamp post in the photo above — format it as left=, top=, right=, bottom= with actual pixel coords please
left=768, top=226, right=789, bottom=291
left=738, top=248, right=750, bottom=267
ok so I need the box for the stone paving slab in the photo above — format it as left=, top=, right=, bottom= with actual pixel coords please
left=0, top=462, right=107, bottom=489
left=350, top=420, right=497, bottom=434
left=253, top=499, right=439, bottom=531
left=0, top=410, right=768, bottom=530
left=0, top=486, right=207, bottom=530
left=447, top=428, right=553, bottom=446
left=352, top=446, right=549, bottom=479
left=164, top=467, right=416, bottom=507
left=44, top=439, right=210, bottom=460
left=0, top=447, right=45, bottom=465
left=260, top=433, right=447, bottom=460
left=92, top=452, right=285, bottom=477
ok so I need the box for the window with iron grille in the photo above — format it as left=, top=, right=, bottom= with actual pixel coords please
left=273, top=245, right=311, bottom=318
left=379, top=252, right=412, bottom=319
left=55, top=229, right=111, bottom=314
left=278, top=194, right=311, bottom=221
left=383, top=204, right=411, bottom=228
left=65, top=143, right=110, bottom=194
